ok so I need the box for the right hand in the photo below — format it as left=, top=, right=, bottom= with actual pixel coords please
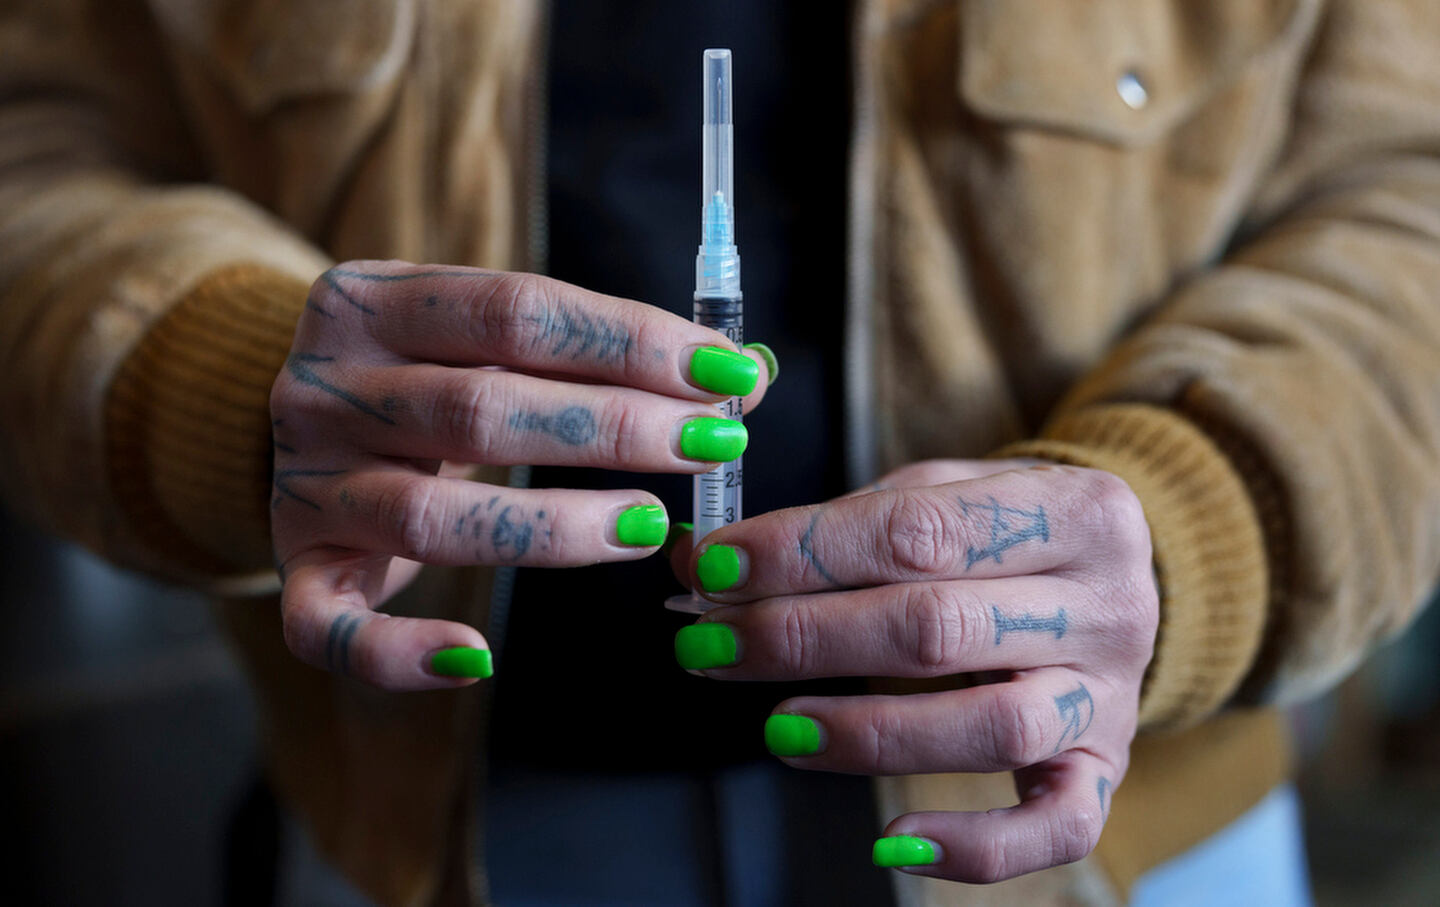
left=270, top=260, right=770, bottom=690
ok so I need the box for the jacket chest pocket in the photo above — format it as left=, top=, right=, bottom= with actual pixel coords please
left=956, top=0, right=1304, bottom=147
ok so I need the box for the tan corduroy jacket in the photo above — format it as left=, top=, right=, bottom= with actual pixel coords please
left=4, top=1, right=1440, bottom=904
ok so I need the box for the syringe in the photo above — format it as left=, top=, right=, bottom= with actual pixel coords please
left=668, top=48, right=743, bottom=614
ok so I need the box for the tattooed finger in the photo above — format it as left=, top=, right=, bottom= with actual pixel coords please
left=688, top=465, right=1148, bottom=603
left=753, top=668, right=1125, bottom=776
left=277, top=468, right=670, bottom=567
left=303, top=261, right=770, bottom=404
left=683, top=575, right=1105, bottom=682
left=873, top=750, right=1118, bottom=883
left=303, top=363, right=745, bottom=472
left=279, top=551, right=492, bottom=690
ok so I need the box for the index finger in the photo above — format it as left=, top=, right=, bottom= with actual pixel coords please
left=687, top=465, right=1148, bottom=602
left=308, top=261, right=762, bottom=400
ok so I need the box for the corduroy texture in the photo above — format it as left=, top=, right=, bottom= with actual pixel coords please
left=1094, top=707, right=1290, bottom=893
left=106, top=264, right=310, bottom=579
left=997, top=403, right=1269, bottom=730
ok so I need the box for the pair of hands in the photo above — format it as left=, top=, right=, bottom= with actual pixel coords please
left=270, top=260, right=1159, bottom=883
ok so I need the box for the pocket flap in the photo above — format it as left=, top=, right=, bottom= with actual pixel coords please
left=958, top=0, right=1300, bottom=146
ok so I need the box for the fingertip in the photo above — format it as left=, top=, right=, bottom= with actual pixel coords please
left=872, top=834, right=942, bottom=869
left=427, top=645, right=495, bottom=679
left=743, top=342, right=778, bottom=386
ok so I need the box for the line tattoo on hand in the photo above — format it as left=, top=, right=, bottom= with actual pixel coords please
left=992, top=606, right=1068, bottom=644
left=509, top=406, right=598, bottom=445
left=325, top=612, right=364, bottom=674
left=491, top=505, right=536, bottom=560
left=1053, top=683, right=1094, bottom=752
left=1097, top=776, right=1111, bottom=814
left=273, top=467, right=347, bottom=510
left=286, top=354, right=397, bottom=425
left=527, top=302, right=633, bottom=363
left=798, top=507, right=841, bottom=587
left=958, top=496, right=1049, bottom=569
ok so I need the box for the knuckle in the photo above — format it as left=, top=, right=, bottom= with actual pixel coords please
left=474, top=272, right=544, bottom=349
left=885, top=491, right=957, bottom=576
left=608, top=404, right=642, bottom=465
left=378, top=478, right=441, bottom=560
left=443, top=374, right=499, bottom=457
left=780, top=602, right=823, bottom=676
left=971, top=838, right=1012, bottom=884
left=896, top=585, right=967, bottom=671
left=1049, top=807, right=1103, bottom=866
left=989, top=688, right=1051, bottom=767
left=1074, top=469, right=1149, bottom=550
left=862, top=705, right=907, bottom=773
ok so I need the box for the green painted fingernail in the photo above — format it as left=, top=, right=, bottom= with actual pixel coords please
left=680, top=417, right=748, bottom=462
left=743, top=343, right=779, bottom=386
left=696, top=544, right=741, bottom=592
left=430, top=647, right=493, bottom=678
left=616, top=505, right=668, bottom=546
left=872, top=836, right=938, bottom=868
left=661, top=522, right=694, bottom=558
left=691, top=346, right=760, bottom=396
left=764, top=714, right=821, bottom=756
left=674, top=623, right=737, bottom=669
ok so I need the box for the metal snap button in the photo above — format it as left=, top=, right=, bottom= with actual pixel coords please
left=1117, top=70, right=1149, bottom=110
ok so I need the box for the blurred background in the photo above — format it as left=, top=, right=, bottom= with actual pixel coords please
left=4, top=504, right=1440, bottom=905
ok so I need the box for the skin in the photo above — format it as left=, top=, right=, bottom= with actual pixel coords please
left=270, top=259, right=770, bottom=689
left=669, top=458, right=1159, bottom=884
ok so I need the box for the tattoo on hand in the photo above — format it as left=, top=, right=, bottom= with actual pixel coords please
left=325, top=612, right=364, bottom=674
left=1053, top=683, right=1094, bottom=752
left=287, top=354, right=398, bottom=425
left=1097, top=776, right=1111, bottom=814
left=992, top=606, right=1067, bottom=644
left=509, top=406, right=598, bottom=445
left=273, top=467, right=347, bottom=510
left=798, top=508, right=841, bottom=587
left=959, top=496, right=1049, bottom=569
left=491, top=505, right=537, bottom=560
left=527, top=302, right=633, bottom=363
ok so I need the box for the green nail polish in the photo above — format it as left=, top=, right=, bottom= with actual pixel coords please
left=872, top=836, right=938, bottom=868
left=696, top=544, right=741, bottom=592
left=661, top=521, right=694, bottom=558
left=674, top=623, right=737, bottom=669
left=743, top=342, right=779, bottom=386
left=764, top=714, right=821, bottom=756
left=616, top=505, right=668, bottom=546
left=680, top=417, right=748, bottom=462
left=691, top=346, right=760, bottom=396
left=430, top=647, right=494, bottom=679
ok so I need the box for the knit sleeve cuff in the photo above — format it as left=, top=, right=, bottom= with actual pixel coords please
left=995, top=403, right=1268, bottom=730
left=105, top=263, right=311, bottom=591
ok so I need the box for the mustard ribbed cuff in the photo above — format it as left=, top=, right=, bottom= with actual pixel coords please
left=997, top=404, right=1268, bottom=729
left=106, top=264, right=310, bottom=579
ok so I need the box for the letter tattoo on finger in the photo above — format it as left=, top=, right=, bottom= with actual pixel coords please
left=992, top=606, right=1068, bottom=644
left=1053, top=683, right=1094, bottom=752
left=959, top=496, right=1049, bottom=569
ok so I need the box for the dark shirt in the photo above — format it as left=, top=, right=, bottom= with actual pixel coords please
left=494, top=1, right=851, bottom=770
left=487, top=5, right=894, bottom=903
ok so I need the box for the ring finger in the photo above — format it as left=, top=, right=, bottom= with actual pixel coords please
left=758, top=668, right=1123, bottom=776
left=273, top=465, right=672, bottom=567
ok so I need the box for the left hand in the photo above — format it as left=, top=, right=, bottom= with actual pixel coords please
left=669, top=460, right=1158, bottom=883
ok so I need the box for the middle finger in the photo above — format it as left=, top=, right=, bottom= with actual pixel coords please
left=296, top=362, right=749, bottom=470
left=676, top=576, right=1090, bottom=680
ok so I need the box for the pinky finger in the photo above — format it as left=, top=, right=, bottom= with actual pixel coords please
left=873, top=751, right=1113, bottom=883
left=281, top=550, right=493, bottom=691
